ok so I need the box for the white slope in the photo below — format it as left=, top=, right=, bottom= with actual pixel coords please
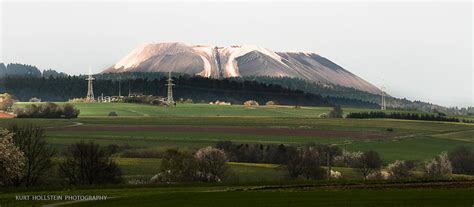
left=113, top=42, right=194, bottom=70
left=218, top=45, right=286, bottom=77
left=191, top=45, right=213, bottom=77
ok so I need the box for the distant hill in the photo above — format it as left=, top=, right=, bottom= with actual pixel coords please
left=103, top=42, right=381, bottom=94
left=0, top=63, right=67, bottom=78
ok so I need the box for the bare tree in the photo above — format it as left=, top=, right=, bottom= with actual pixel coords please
left=8, top=124, right=56, bottom=186
left=59, top=141, right=122, bottom=185
left=287, top=146, right=326, bottom=180
left=355, top=150, right=383, bottom=180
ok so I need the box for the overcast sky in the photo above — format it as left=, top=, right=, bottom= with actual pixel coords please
left=0, top=1, right=472, bottom=107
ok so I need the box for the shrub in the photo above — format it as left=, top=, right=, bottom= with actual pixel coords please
left=195, top=146, right=228, bottom=182
left=448, top=146, right=474, bottom=175
left=243, top=100, right=259, bottom=106
left=8, top=124, right=56, bottom=186
left=15, top=103, right=80, bottom=119
left=330, top=170, right=342, bottom=179
left=59, top=141, right=122, bottom=185
left=386, top=160, right=413, bottom=179
left=319, top=113, right=329, bottom=118
left=424, top=151, right=452, bottom=179
left=108, top=111, right=118, bottom=117
left=62, top=103, right=80, bottom=119
left=328, top=105, right=343, bottom=118
left=265, top=101, right=277, bottom=106
left=0, top=129, right=25, bottom=186
left=367, top=170, right=390, bottom=180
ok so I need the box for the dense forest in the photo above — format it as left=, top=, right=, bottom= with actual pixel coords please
left=0, top=74, right=380, bottom=107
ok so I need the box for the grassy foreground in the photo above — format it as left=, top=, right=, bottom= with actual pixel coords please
left=1, top=182, right=473, bottom=207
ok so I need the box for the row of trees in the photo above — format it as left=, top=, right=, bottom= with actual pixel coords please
left=15, top=103, right=80, bottom=119
left=215, top=141, right=474, bottom=181
left=346, top=112, right=460, bottom=122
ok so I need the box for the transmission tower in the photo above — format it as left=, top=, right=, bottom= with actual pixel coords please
left=166, top=71, right=175, bottom=105
left=86, top=68, right=95, bottom=101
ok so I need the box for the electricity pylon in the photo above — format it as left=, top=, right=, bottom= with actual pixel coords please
left=86, top=68, right=95, bottom=101
left=166, top=71, right=175, bottom=105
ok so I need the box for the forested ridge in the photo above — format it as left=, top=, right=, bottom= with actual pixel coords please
left=0, top=73, right=380, bottom=107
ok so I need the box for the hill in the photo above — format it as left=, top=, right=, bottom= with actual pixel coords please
left=103, top=42, right=381, bottom=94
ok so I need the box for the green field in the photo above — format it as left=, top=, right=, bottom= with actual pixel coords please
left=1, top=182, right=474, bottom=207
left=2, top=102, right=474, bottom=206
left=5, top=102, right=474, bottom=162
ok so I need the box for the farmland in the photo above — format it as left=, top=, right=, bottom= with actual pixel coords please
left=5, top=102, right=474, bottom=162
left=1, top=102, right=474, bottom=206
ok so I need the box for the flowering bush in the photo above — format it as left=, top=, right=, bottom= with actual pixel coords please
left=333, top=150, right=363, bottom=167
left=195, top=146, right=228, bottom=182
left=386, top=160, right=413, bottom=179
left=330, top=170, right=342, bottom=179
left=367, top=170, right=390, bottom=180
left=424, top=151, right=452, bottom=179
left=0, top=130, right=25, bottom=186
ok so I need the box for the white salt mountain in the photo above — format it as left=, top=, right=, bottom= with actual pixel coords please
left=104, top=42, right=381, bottom=94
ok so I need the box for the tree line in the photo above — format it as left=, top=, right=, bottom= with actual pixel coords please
left=346, top=111, right=460, bottom=122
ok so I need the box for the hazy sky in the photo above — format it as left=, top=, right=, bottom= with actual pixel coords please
left=1, top=0, right=472, bottom=107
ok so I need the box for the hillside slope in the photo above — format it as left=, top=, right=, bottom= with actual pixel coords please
left=104, top=42, right=381, bottom=94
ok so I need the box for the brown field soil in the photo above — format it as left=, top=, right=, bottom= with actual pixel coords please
left=0, top=112, right=14, bottom=118
left=53, top=124, right=386, bottom=139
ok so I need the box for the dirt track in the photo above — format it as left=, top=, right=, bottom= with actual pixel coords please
left=54, top=124, right=386, bottom=139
